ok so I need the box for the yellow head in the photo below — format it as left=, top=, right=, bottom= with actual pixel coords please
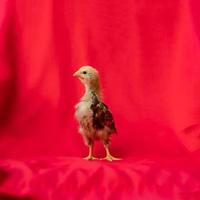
left=73, top=66, right=100, bottom=89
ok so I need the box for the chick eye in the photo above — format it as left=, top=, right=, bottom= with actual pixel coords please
left=82, top=71, right=87, bottom=74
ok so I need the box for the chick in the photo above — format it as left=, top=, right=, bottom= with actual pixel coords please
left=73, top=66, right=120, bottom=161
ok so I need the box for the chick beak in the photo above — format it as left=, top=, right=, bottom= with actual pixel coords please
left=73, top=70, right=80, bottom=77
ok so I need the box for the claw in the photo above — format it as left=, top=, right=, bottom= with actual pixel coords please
left=83, top=156, right=98, bottom=160
left=102, top=154, right=122, bottom=162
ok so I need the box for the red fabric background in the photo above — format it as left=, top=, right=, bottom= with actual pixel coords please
left=0, top=0, right=200, bottom=199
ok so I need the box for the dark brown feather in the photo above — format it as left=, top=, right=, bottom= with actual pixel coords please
left=90, top=92, right=117, bottom=134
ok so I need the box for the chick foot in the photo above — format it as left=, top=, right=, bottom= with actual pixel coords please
left=83, top=155, right=98, bottom=160
left=102, top=154, right=121, bottom=162
left=83, top=143, right=98, bottom=160
left=103, top=144, right=121, bottom=161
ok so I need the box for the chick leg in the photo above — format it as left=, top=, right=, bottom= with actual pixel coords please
left=103, top=143, right=121, bottom=162
left=84, top=142, right=98, bottom=160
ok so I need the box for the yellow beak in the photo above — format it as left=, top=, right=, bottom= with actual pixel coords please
left=73, top=70, right=80, bottom=77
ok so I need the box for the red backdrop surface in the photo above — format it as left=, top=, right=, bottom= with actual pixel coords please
left=0, top=0, right=200, bottom=199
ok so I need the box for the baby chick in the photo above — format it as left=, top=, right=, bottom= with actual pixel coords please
left=73, top=66, right=120, bottom=161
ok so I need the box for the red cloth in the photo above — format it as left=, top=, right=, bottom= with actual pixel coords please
left=0, top=0, right=200, bottom=199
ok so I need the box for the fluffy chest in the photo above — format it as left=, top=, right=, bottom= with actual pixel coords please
left=75, top=101, right=93, bottom=122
